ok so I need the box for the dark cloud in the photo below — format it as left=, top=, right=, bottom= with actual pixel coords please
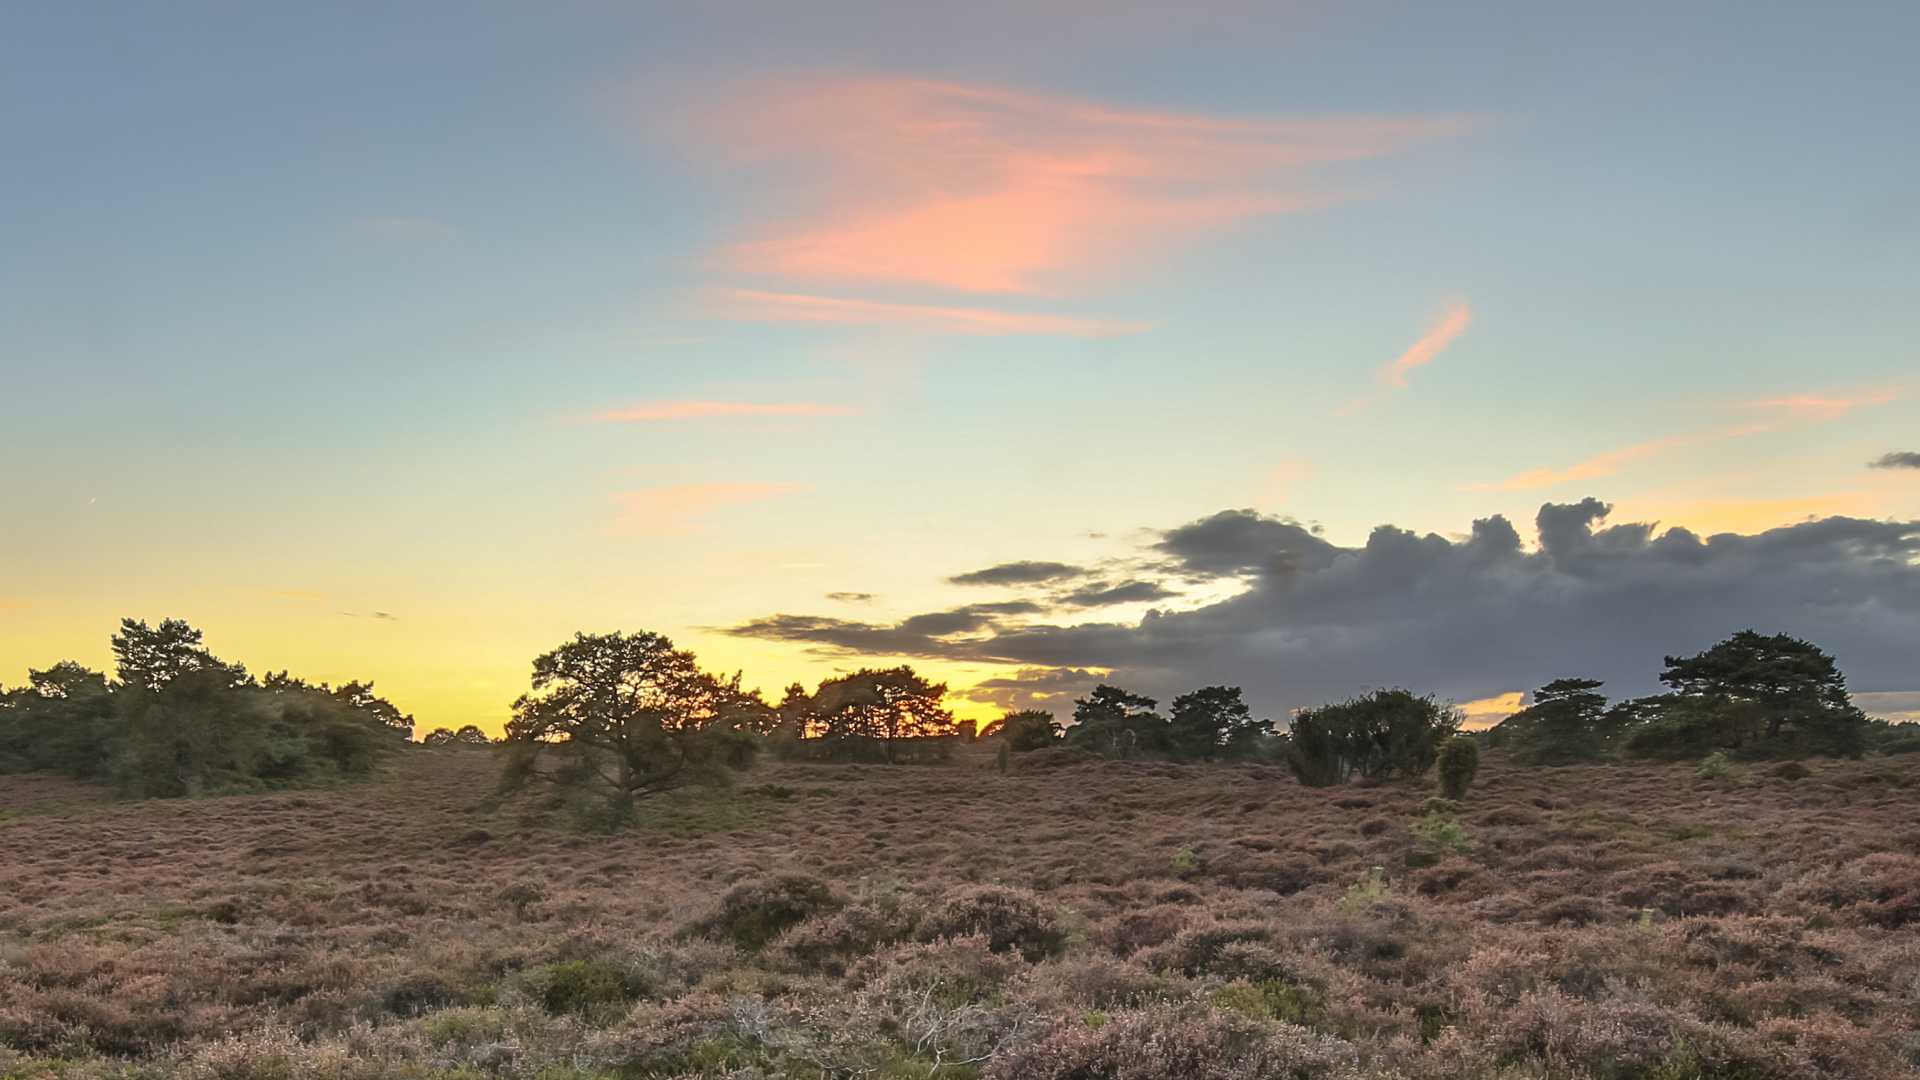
left=1870, top=451, right=1920, bottom=469
left=727, top=500, right=1920, bottom=719
left=727, top=601, right=1044, bottom=658
left=826, top=591, right=875, bottom=603
left=947, top=560, right=1088, bottom=586
left=1154, top=509, right=1338, bottom=578
left=1058, top=580, right=1181, bottom=607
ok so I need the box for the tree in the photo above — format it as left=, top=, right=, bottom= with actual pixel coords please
left=424, top=724, right=493, bottom=747
left=0, top=662, right=115, bottom=776
left=1285, top=689, right=1461, bottom=787
left=112, top=618, right=245, bottom=692
left=1168, top=685, right=1272, bottom=761
left=329, top=680, right=415, bottom=738
left=807, top=666, right=956, bottom=761
left=1655, top=630, right=1864, bottom=755
left=1494, top=677, right=1621, bottom=763
left=980, top=709, right=1063, bottom=751
left=499, top=631, right=757, bottom=826
left=1066, top=685, right=1164, bottom=757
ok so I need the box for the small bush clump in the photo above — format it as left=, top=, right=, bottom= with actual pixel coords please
left=919, top=884, right=1067, bottom=961
left=696, top=873, right=844, bottom=951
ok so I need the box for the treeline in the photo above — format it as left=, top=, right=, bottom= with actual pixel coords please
left=1489, top=630, right=1893, bottom=763
left=0, top=618, right=412, bottom=797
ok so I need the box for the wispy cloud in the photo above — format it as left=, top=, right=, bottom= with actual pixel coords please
left=1383, top=302, right=1471, bottom=388
left=1871, top=451, right=1920, bottom=469
left=1467, top=385, right=1902, bottom=492
left=677, top=75, right=1474, bottom=295
left=612, top=483, right=808, bottom=530
left=341, top=610, right=399, bottom=621
left=1337, top=301, right=1471, bottom=414
left=1465, top=433, right=1704, bottom=492
left=713, top=289, right=1150, bottom=337
left=592, top=400, right=858, bottom=423
left=1742, top=388, right=1899, bottom=419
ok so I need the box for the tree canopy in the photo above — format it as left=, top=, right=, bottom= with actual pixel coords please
left=499, top=631, right=762, bottom=825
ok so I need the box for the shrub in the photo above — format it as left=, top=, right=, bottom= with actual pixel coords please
left=1436, top=737, right=1479, bottom=799
left=1695, top=752, right=1748, bottom=784
left=696, top=873, right=843, bottom=951
left=517, top=958, right=640, bottom=1022
left=919, top=884, right=1066, bottom=961
left=983, top=1002, right=1359, bottom=1080
left=1286, top=689, right=1460, bottom=787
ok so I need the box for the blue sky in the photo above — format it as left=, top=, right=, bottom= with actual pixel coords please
left=4, top=3, right=1917, bottom=730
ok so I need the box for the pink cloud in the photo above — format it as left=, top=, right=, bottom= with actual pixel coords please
left=1465, top=384, right=1902, bottom=492
left=1464, top=433, right=1702, bottom=492
left=1384, top=302, right=1471, bottom=388
left=612, top=483, right=807, bottom=530
left=1336, top=301, right=1472, bottom=414
left=713, top=289, right=1150, bottom=337
left=680, top=76, right=1475, bottom=295
left=593, top=400, right=858, bottom=423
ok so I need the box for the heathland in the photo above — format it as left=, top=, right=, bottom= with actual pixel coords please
left=3, top=741, right=1918, bottom=1079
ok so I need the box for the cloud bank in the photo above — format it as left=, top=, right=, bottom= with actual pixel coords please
left=727, top=499, right=1920, bottom=720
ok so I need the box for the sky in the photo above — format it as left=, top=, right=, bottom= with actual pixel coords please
left=4, top=2, right=1918, bottom=734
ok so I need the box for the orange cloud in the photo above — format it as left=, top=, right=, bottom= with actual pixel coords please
left=612, top=483, right=807, bottom=530
left=1465, top=433, right=1703, bottom=493
left=713, top=289, right=1150, bottom=337
left=1458, top=690, right=1524, bottom=730
left=1612, top=493, right=1882, bottom=536
left=684, top=76, right=1475, bottom=295
left=1336, top=301, right=1471, bottom=414
left=593, top=401, right=858, bottom=423
left=1741, top=387, right=1901, bottom=419
left=1384, top=302, right=1471, bottom=388
left=1467, top=384, right=1902, bottom=492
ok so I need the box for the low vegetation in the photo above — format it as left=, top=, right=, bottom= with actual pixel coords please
left=3, top=621, right=1916, bottom=1076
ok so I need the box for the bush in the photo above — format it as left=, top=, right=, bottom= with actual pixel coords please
left=696, top=874, right=843, bottom=951
left=983, top=1002, right=1360, bottom=1080
left=1435, top=737, right=1479, bottom=799
left=1286, top=689, right=1460, bottom=787
left=517, top=958, right=641, bottom=1022
left=919, top=884, right=1067, bottom=961
left=1695, top=752, right=1748, bottom=784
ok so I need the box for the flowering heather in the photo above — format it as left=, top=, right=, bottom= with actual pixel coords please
left=1, top=746, right=1918, bottom=1078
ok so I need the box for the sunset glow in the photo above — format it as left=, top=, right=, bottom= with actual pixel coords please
left=4, top=4, right=1917, bottom=735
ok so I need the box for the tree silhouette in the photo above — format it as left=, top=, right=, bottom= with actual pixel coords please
left=1168, top=685, right=1271, bottom=760
left=1067, top=685, right=1163, bottom=757
left=807, top=666, right=956, bottom=762
left=980, top=709, right=1063, bottom=751
left=1655, top=630, right=1864, bottom=755
left=112, top=617, right=244, bottom=691
left=499, top=631, right=757, bottom=825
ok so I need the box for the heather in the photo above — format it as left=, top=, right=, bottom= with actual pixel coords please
left=3, top=745, right=1918, bottom=1079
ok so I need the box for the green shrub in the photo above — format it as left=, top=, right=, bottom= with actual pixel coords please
left=1435, top=736, right=1479, bottom=799
left=697, top=874, right=842, bottom=951
left=517, top=959, right=640, bottom=1023
left=1695, top=752, right=1748, bottom=784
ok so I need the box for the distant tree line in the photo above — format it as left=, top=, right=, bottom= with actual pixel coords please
left=0, top=618, right=412, bottom=797
left=1490, top=631, right=1881, bottom=763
